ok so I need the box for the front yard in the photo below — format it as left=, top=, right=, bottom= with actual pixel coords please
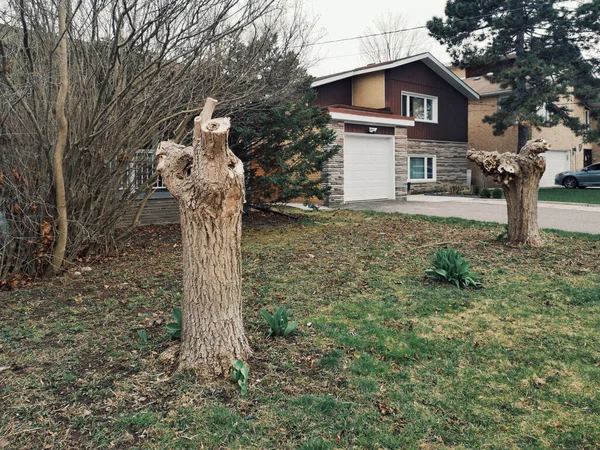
left=1, top=211, right=599, bottom=449
left=538, top=187, right=600, bottom=204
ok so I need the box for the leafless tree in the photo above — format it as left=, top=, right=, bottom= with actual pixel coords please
left=0, top=0, right=315, bottom=281
left=359, top=13, right=430, bottom=65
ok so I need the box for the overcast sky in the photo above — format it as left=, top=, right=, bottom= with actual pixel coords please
left=304, top=0, right=450, bottom=77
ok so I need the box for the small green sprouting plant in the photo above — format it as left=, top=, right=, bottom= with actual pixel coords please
left=137, top=329, right=148, bottom=344
left=259, top=306, right=298, bottom=337
left=480, top=187, right=491, bottom=198
left=166, top=308, right=182, bottom=340
left=425, top=248, right=483, bottom=288
left=472, top=185, right=481, bottom=196
left=492, top=188, right=503, bottom=199
left=495, top=224, right=509, bottom=241
left=231, top=360, right=250, bottom=395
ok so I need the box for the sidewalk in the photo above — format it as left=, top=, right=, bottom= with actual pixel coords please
left=288, top=195, right=600, bottom=234
left=409, top=194, right=600, bottom=212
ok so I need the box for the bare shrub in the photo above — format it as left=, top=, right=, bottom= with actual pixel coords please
left=0, top=0, right=318, bottom=281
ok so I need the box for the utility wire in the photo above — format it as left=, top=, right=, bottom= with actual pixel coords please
left=305, top=6, right=581, bottom=49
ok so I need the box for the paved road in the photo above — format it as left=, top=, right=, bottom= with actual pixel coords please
left=340, top=195, right=600, bottom=235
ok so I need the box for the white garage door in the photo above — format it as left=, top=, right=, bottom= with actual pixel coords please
left=344, top=134, right=395, bottom=202
left=541, top=150, right=570, bottom=187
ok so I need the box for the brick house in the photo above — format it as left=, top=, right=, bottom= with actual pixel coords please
left=311, top=52, right=479, bottom=206
left=451, top=65, right=600, bottom=188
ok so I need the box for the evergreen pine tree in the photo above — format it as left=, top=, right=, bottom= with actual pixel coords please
left=428, top=0, right=600, bottom=152
left=230, top=80, right=339, bottom=207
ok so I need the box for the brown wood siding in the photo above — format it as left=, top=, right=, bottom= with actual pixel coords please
left=312, top=78, right=352, bottom=107
left=345, top=123, right=394, bottom=135
left=385, top=61, right=468, bottom=142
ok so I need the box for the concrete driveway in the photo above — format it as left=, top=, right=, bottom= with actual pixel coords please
left=341, top=195, right=600, bottom=235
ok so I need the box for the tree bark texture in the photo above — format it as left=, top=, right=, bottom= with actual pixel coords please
left=48, top=0, right=69, bottom=275
left=467, top=139, right=549, bottom=247
left=517, top=124, right=531, bottom=155
left=156, top=98, right=250, bottom=376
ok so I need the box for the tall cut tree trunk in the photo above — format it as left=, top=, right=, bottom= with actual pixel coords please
left=517, top=123, right=531, bottom=155
left=156, top=98, right=250, bottom=376
left=515, top=18, right=530, bottom=154
left=48, top=0, right=69, bottom=276
left=467, top=139, right=549, bottom=247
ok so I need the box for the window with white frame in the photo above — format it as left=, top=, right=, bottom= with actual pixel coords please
left=132, top=149, right=166, bottom=190
left=408, top=155, right=436, bottom=182
left=402, top=92, right=437, bottom=122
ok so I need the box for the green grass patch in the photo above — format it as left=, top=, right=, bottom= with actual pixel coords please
left=1, top=211, right=599, bottom=449
left=538, top=187, right=600, bottom=204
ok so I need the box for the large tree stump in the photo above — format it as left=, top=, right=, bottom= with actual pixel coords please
left=467, top=139, right=549, bottom=247
left=156, top=98, right=250, bottom=376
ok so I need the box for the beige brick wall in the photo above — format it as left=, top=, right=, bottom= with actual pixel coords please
left=531, top=95, right=588, bottom=170
left=468, top=96, right=519, bottom=153
left=592, top=118, right=600, bottom=163
left=468, top=96, right=519, bottom=186
left=352, top=72, right=385, bottom=109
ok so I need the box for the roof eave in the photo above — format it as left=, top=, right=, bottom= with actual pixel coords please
left=311, top=52, right=480, bottom=101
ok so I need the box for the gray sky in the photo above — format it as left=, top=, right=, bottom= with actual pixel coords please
left=304, top=0, right=450, bottom=77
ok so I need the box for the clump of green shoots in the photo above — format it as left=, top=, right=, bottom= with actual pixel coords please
left=425, top=248, right=482, bottom=288
left=259, top=306, right=298, bottom=337
left=166, top=308, right=182, bottom=339
left=231, top=360, right=250, bottom=395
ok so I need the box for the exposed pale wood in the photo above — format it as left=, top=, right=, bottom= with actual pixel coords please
left=467, top=139, right=549, bottom=247
left=156, top=98, right=249, bottom=376
left=193, top=97, right=218, bottom=140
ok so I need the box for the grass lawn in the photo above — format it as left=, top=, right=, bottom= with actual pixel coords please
left=1, top=211, right=599, bottom=449
left=538, top=187, right=600, bottom=204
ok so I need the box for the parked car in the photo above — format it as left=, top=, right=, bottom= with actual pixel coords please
left=554, top=162, right=600, bottom=188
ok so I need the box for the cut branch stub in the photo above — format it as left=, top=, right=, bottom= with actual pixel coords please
left=193, top=97, right=218, bottom=140
left=155, top=142, right=193, bottom=200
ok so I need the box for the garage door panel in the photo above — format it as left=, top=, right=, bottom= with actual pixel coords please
left=541, top=150, right=570, bottom=187
left=344, top=134, right=395, bottom=202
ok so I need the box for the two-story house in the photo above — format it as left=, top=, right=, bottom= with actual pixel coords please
left=451, top=64, right=599, bottom=188
left=311, top=52, right=479, bottom=206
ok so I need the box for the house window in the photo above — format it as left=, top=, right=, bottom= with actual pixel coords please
left=132, top=149, right=166, bottom=190
left=408, top=155, right=436, bottom=182
left=497, top=95, right=510, bottom=110
left=402, top=92, right=437, bottom=123
left=537, top=104, right=550, bottom=121
left=584, top=109, right=590, bottom=129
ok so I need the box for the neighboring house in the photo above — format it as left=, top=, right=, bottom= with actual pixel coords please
left=451, top=66, right=599, bottom=188
left=120, top=150, right=180, bottom=226
left=311, top=53, right=479, bottom=206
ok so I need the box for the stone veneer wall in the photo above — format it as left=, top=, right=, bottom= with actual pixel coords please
left=322, top=121, right=345, bottom=206
left=394, top=127, right=408, bottom=200
left=407, top=139, right=468, bottom=190
left=322, top=121, right=409, bottom=206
